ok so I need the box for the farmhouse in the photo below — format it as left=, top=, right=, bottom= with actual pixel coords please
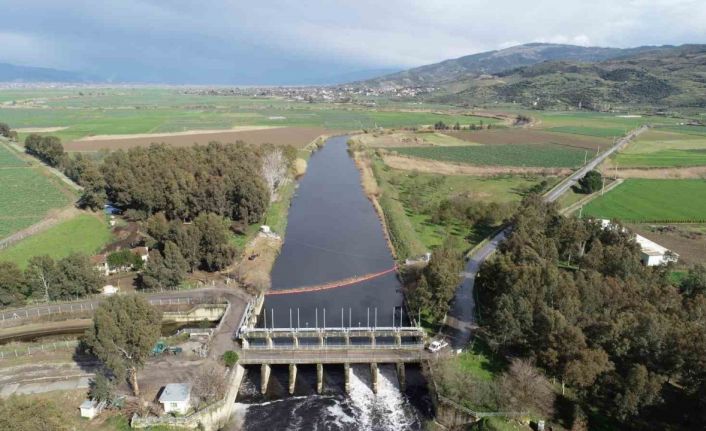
left=159, top=383, right=191, bottom=415
left=634, top=234, right=679, bottom=266
left=598, top=219, right=679, bottom=266
left=90, top=254, right=112, bottom=277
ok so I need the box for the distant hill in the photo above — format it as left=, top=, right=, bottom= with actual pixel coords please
left=0, top=62, right=97, bottom=83
left=356, top=43, right=706, bottom=109
left=356, top=43, right=663, bottom=88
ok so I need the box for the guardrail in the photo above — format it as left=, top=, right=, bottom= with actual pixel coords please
left=244, top=342, right=426, bottom=351
left=241, top=325, right=422, bottom=334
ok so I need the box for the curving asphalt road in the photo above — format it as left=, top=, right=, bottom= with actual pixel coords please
left=444, top=125, right=649, bottom=348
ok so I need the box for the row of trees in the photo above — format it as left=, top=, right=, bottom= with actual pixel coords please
left=405, top=239, right=464, bottom=323
left=24, top=134, right=67, bottom=168
left=99, top=142, right=273, bottom=222
left=0, top=122, right=17, bottom=140
left=433, top=120, right=490, bottom=131
left=0, top=254, right=104, bottom=307
left=476, top=195, right=706, bottom=426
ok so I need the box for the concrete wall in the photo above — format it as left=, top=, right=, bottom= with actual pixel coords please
left=162, top=304, right=227, bottom=323
left=131, top=363, right=245, bottom=431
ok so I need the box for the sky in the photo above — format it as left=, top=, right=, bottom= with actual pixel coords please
left=0, top=0, right=704, bottom=84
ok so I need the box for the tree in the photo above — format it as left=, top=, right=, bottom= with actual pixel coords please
left=0, top=396, right=71, bottom=431
left=54, top=253, right=104, bottom=299
left=577, top=170, right=602, bottom=194
left=423, top=238, right=463, bottom=322
left=107, top=249, right=143, bottom=271
left=85, top=295, right=162, bottom=396
left=260, top=147, right=289, bottom=201
left=681, top=264, right=706, bottom=297
left=222, top=350, right=239, bottom=368
left=194, top=363, right=227, bottom=404
left=194, top=213, right=237, bottom=271
left=140, top=243, right=187, bottom=290
left=0, top=122, right=10, bottom=138
left=497, top=358, right=555, bottom=418
left=0, top=262, right=27, bottom=307
left=89, top=373, right=116, bottom=403
left=25, top=255, right=60, bottom=302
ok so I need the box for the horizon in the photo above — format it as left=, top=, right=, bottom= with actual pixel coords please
left=1, top=0, right=704, bottom=85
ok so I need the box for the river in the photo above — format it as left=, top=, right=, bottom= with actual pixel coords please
left=234, top=136, right=431, bottom=430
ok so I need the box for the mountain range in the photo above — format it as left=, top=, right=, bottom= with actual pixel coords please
left=355, top=43, right=706, bottom=109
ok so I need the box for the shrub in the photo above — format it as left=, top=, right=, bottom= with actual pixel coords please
left=222, top=350, right=238, bottom=368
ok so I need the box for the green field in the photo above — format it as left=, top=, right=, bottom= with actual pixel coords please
left=0, top=214, right=113, bottom=268
left=391, top=143, right=586, bottom=167
left=547, top=126, right=628, bottom=138
left=0, top=88, right=501, bottom=142
left=0, top=144, right=76, bottom=238
left=583, top=179, right=706, bottom=222
left=614, top=129, right=706, bottom=167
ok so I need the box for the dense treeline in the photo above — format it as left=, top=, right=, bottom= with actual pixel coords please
left=405, top=238, right=463, bottom=323
left=24, top=134, right=67, bottom=168
left=140, top=212, right=237, bottom=289
left=476, top=195, right=706, bottom=428
left=100, top=142, right=270, bottom=222
left=0, top=254, right=104, bottom=307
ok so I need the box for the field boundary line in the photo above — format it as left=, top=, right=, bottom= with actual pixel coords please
left=560, top=179, right=624, bottom=216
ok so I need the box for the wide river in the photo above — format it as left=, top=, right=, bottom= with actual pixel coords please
left=234, top=136, right=431, bottom=430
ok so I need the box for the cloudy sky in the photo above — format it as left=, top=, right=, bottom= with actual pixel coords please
left=0, top=0, right=704, bottom=84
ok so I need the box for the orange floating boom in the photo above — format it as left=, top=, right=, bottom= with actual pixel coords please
left=265, top=266, right=398, bottom=296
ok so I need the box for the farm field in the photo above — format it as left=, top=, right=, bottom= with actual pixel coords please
left=390, top=143, right=587, bottom=168
left=64, top=126, right=330, bottom=151
left=445, top=128, right=608, bottom=150
left=0, top=88, right=501, bottom=143
left=614, top=128, right=706, bottom=167
left=583, top=179, right=706, bottom=222
left=0, top=144, right=76, bottom=239
left=372, top=154, right=556, bottom=255
left=0, top=214, right=113, bottom=268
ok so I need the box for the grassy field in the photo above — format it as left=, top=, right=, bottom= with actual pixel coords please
left=0, top=214, right=113, bottom=268
left=583, top=179, right=706, bottom=222
left=0, top=144, right=76, bottom=238
left=391, top=143, right=586, bottom=168
left=1, top=88, right=500, bottom=142
left=614, top=128, right=706, bottom=167
left=372, top=155, right=554, bottom=255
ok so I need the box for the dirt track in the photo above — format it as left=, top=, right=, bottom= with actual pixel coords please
left=446, top=128, right=606, bottom=150
left=65, top=127, right=333, bottom=151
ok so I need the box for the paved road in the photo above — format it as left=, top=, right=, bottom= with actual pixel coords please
left=444, top=125, right=649, bottom=348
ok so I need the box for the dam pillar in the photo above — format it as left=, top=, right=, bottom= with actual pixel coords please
left=241, top=337, right=250, bottom=349
left=344, top=333, right=350, bottom=346
left=289, top=364, right=297, bottom=395
left=318, top=334, right=325, bottom=347
left=370, top=363, right=378, bottom=394
left=292, top=335, right=299, bottom=348
left=370, top=332, right=376, bottom=348
left=316, top=363, right=324, bottom=394
left=396, top=362, right=406, bottom=391
left=266, top=335, right=273, bottom=348
left=260, top=364, right=271, bottom=395
left=395, top=332, right=402, bottom=346
left=344, top=363, right=351, bottom=394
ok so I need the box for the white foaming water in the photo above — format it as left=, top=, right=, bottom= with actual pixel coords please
left=347, top=364, right=420, bottom=431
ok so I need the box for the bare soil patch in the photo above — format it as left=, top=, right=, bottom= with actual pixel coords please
left=65, top=127, right=332, bottom=151
left=234, top=234, right=282, bottom=293
left=14, top=127, right=69, bottom=133
left=381, top=153, right=571, bottom=177
left=628, top=223, right=706, bottom=267
left=609, top=165, right=706, bottom=179
left=446, top=129, right=606, bottom=150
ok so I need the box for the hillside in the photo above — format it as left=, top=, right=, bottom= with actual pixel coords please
left=0, top=62, right=95, bottom=83
left=446, top=44, right=706, bottom=109
left=356, top=43, right=662, bottom=88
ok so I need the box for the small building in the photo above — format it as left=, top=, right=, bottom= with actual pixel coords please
left=260, top=225, right=271, bottom=234
left=159, top=383, right=191, bottom=415
left=130, top=246, right=150, bottom=263
left=79, top=399, right=105, bottom=419
left=91, top=254, right=111, bottom=277
left=101, top=285, right=119, bottom=296
left=635, top=234, right=679, bottom=266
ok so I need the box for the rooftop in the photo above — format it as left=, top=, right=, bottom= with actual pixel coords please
left=159, top=383, right=191, bottom=403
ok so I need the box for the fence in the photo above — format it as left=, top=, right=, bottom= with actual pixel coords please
left=0, top=340, right=79, bottom=360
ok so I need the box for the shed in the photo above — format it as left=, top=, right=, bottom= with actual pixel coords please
left=101, top=285, right=119, bottom=296
left=79, top=399, right=105, bottom=419
left=159, top=383, right=191, bottom=415
left=635, top=234, right=679, bottom=266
